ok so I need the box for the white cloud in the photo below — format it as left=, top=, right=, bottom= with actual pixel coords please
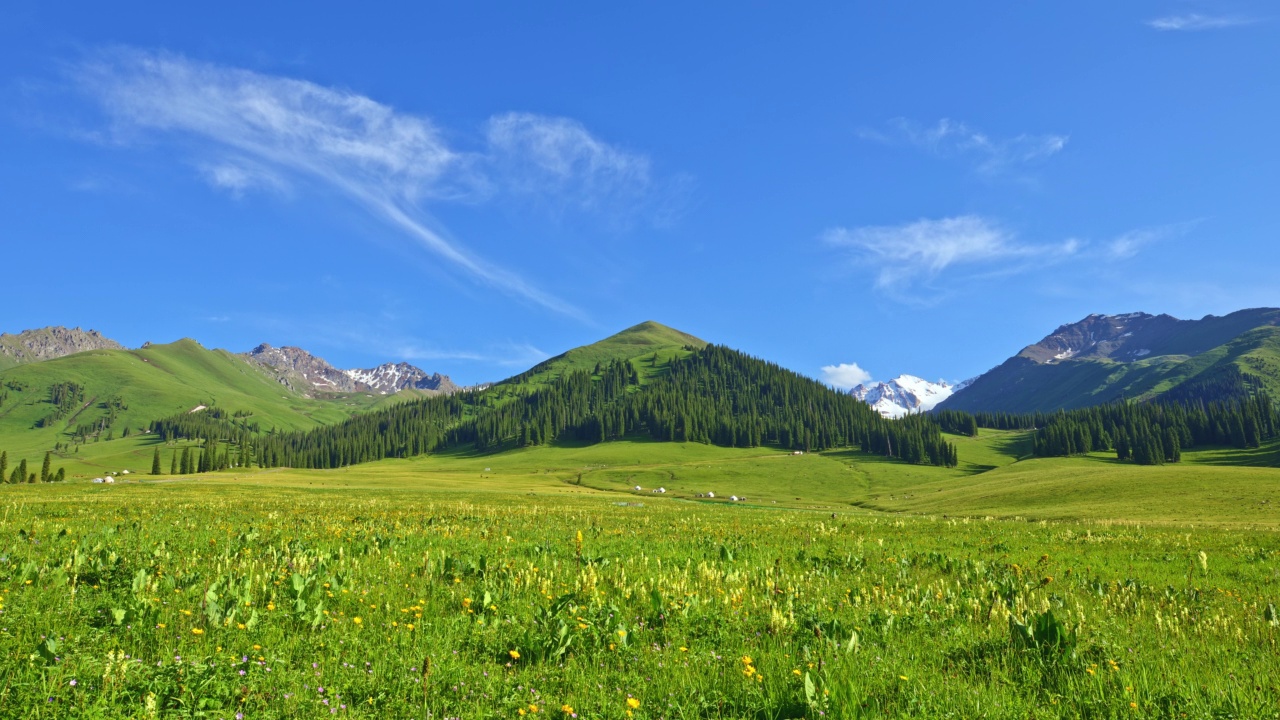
left=1106, top=220, right=1200, bottom=259
left=821, top=362, right=872, bottom=390
left=860, top=118, right=1067, bottom=177
left=487, top=112, right=650, bottom=205
left=823, top=215, right=1077, bottom=295
left=1147, top=14, right=1257, bottom=31
left=200, top=161, right=287, bottom=196
left=70, top=48, right=678, bottom=319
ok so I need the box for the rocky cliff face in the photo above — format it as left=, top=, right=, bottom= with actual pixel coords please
left=0, top=327, right=124, bottom=366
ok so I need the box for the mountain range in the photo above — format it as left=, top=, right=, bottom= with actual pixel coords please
left=242, top=344, right=460, bottom=396
left=5, top=307, right=1280, bottom=467
left=0, top=326, right=460, bottom=398
left=939, top=307, right=1280, bottom=413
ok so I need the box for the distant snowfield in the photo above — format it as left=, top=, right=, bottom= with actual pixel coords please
left=849, top=375, right=956, bottom=418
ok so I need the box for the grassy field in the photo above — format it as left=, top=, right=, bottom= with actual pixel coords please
left=2, top=472, right=1278, bottom=719
left=1, top=433, right=1279, bottom=718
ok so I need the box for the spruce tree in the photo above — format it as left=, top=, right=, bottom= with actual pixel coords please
left=0, top=450, right=6, bottom=484
left=152, top=447, right=162, bottom=475
left=40, top=452, right=51, bottom=483
left=170, top=452, right=178, bottom=475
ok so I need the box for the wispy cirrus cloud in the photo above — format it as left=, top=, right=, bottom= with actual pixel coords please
left=1106, top=220, right=1200, bottom=259
left=821, top=362, right=872, bottom=390
left=70, top=48, right=682, bottom=320
left=823, top=215, right=1079, bottom=299
left=1147, top=13, right=1258, bottom=31
left=859, top=118, right=1067, bottom=178
left=823, top=215, right=1195, bottom=302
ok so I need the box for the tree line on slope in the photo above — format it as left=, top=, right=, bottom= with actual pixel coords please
left=1025, top=395, right=1279, bottom=465
left=0, top=450, right=66, bottom=483
left=146, top=345, right=959, bottom=472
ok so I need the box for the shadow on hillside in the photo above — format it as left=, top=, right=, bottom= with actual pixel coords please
left=1186, top=442, right=1280, bottom=467
left=983, top=432, right=1034, bottom=463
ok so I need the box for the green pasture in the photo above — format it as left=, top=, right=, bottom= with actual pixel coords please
left=1, top=478, right=1278, bottom=718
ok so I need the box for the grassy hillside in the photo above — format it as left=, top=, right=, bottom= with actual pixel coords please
left=498, top=321, right=706, bottom=391
left=945, top=325, right=1280, bottom=413
left=0, top=339, right=384, bottom=464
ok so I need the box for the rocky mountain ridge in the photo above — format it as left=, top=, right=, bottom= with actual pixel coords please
left=241, top=343, right=460, bottom=396
left=0, top=327, right=123, bottom=368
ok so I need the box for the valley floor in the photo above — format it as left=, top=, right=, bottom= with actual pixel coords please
left=33, top=429, right=1280, bottom=528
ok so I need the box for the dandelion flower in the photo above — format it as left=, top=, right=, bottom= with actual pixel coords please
left=627, top=698, right=640, bottom=709
left=353, top=617, right=362, bottom=625
left=191, top=628, right=204, bottom=635
left=509, top=650, right=521, bottom=661
left=898, top=675, right=908, bottom=681
left=561, top=704, right=574, bottom=714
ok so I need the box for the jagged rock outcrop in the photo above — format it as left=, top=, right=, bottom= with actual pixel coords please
left=0, top=327, right=123, bottom=367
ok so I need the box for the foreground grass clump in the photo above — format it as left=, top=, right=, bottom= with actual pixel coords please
left=1, top=483, right=1278, bottom=718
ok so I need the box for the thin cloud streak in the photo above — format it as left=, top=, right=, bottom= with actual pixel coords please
left=823, top=215, right=1078, bottom=297
left=860, top=118, right=1067, bottom=177
left=70, top=48, right=670, bottom=320
left=1147, top=14, right=1258, bottom=31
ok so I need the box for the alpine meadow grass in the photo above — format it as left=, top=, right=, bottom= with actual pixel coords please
left=1, top=478, right=1277, bottom=718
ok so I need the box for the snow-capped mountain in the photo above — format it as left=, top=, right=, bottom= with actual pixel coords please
left=849, top=375, right=956, bottom=418
left=343, top=363, right=460, bottom=395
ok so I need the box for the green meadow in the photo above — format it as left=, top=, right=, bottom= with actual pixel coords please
left=2, top=431, right=1279, bottom=718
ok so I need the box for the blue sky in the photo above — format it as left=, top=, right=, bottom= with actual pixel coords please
left=2, top=3, right=1277, bottom=387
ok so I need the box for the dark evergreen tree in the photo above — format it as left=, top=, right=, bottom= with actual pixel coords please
left=40, top=451, right=51, bottom=483
left=152, top=447, right=162, bottom=475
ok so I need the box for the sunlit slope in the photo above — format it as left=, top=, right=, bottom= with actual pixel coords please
left=944, top=325, right=1280, bottom=413
left=499, top=321, right=706, bottom=391
left=0, top=339, right=381, bottom=459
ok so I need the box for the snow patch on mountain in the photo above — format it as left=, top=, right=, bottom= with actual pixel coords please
left=849, top=375, right=955, bottom=418
left=343, top=363, right=459, bottom=394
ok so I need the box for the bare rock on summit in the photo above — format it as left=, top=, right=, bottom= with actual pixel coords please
left=241, top=343, right=366, bottom=395
left=241, top=343, right=460, bottom=397
left=344, top=362, right=461, bottom=394
left=0, top=326, right=124, bottom=366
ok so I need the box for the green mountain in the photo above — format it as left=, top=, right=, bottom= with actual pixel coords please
left=500, top=321, right=707, bottom=390
left=0, top=339, right=386, bottom=460
left=940, top=308, right=1280, bottom=413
